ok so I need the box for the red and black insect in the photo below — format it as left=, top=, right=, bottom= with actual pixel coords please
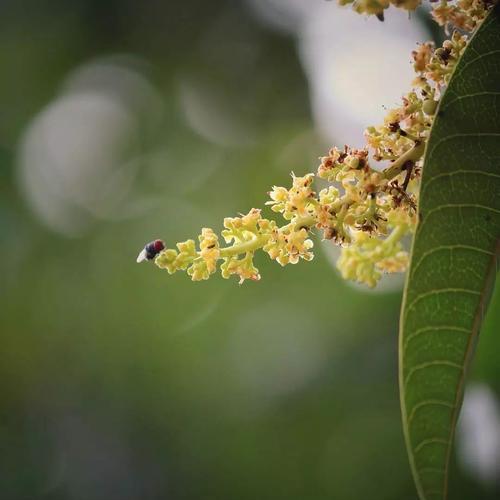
left=136, top=239, right=165, bottom=263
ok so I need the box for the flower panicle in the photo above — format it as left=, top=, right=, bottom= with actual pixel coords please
left=151, top=161, right=416, bottom=286
left=141, top=2, right=489, bottom=287
left=154, top=204, right=316, bottom=285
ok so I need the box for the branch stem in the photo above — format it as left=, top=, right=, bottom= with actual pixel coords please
left=218, top=215, right=317, bottom=258
left=219, top=233, right=271, bottom=258
left=382, top=141, right=425, bottom=180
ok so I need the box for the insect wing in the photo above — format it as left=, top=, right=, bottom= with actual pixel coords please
left=136, top=248, right=148, bottom=263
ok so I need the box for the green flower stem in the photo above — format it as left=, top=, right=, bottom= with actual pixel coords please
left=219, top=233, right=271, bottom=258
left=383, top=222, right=408, bottom=247
left=292, top=215, right=317, bottom=230
left=355, top=196, right=377, bottom=222
left=382, top=141, right=425, bottom=180
left=218, top=215, right=317, bottom=259
left=401, top=130, right=420, bottom=142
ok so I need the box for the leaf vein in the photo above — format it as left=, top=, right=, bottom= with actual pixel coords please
left=403, top=325, right=470, bottom=351
left=421, top=170, right=500, bottom=198
left=418, top=468, right=446, bottom=476
left=407, top=400, right=455, bottom=427
left=404, top=361, right=463, bottom=389
left=427, top=132, right=500, bottom=161
left=418, top=204, right=500, bottom=234
left=406, top=288, right=481, bottom=317
left=442, top=90, right=500, bottom=110
left=452, top=48, right=500, bottom=80
left=413, top=437, right=450, bottom=455
left=410, top=244, right=494, bottom=278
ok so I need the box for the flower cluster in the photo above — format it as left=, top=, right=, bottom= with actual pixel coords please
left=431, top=0, right=494, bottom=32
left=337, top=210, right=414, bottom=287
left=338, top=0, right=421, bottom=20
left=140, top=1, right=495, bottom=287
left=155, top=208, right=315, bottom=284
left=338, top=0, right=492, bottom=30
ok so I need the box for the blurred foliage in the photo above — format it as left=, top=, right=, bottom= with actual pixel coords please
left=0, top=1, right=498, bottom=499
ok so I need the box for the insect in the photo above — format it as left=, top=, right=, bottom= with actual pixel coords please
left=136, top=239, right=165, bottom=263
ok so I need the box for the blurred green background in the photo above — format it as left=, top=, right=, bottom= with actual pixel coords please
left=0, top=1, right=499, bottom=499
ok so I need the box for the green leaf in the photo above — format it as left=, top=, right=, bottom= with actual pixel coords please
left=399, top=6, right=500, bottom=500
